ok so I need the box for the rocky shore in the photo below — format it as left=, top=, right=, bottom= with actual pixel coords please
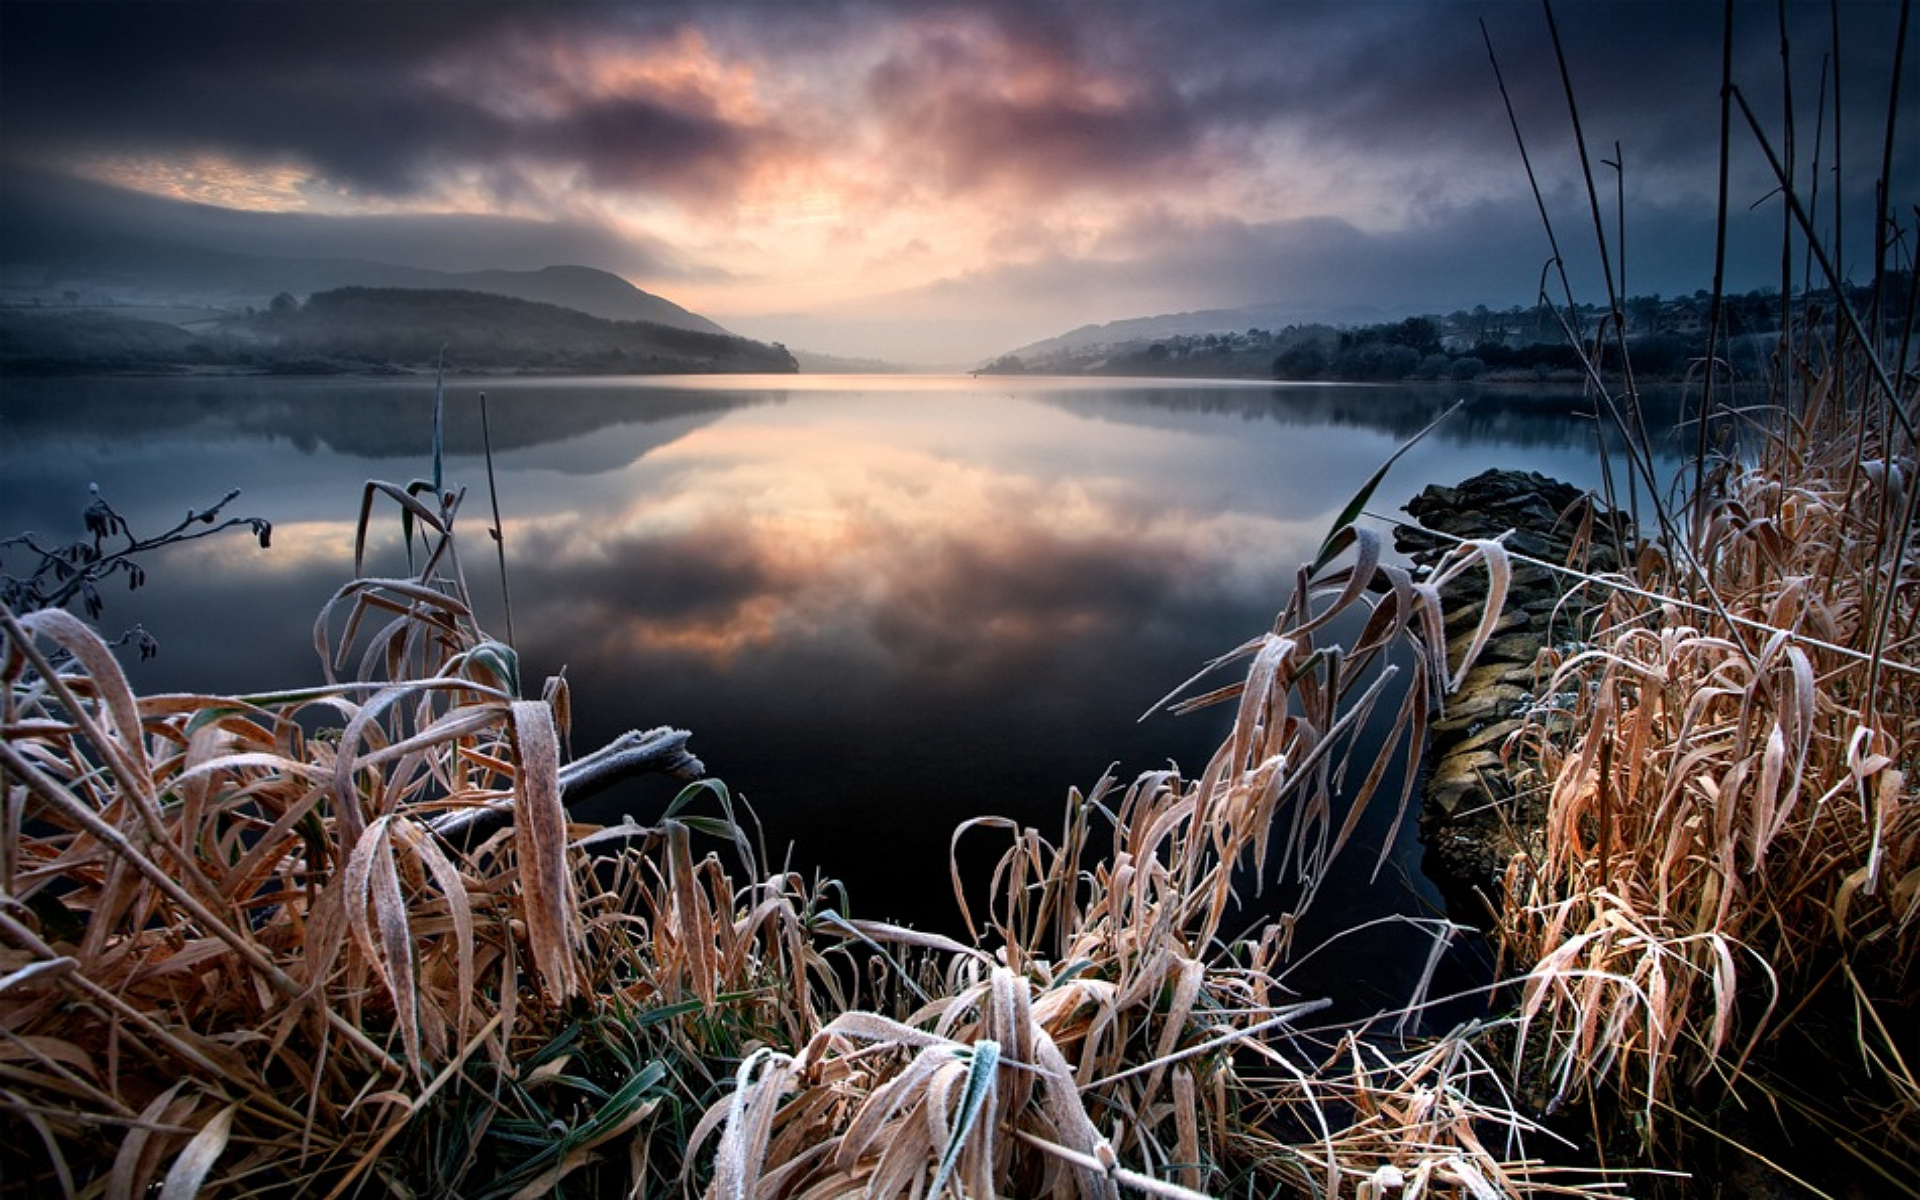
left=1396, top=469, right=1625, bottom=925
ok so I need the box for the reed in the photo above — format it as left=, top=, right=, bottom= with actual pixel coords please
left=683, top=486, right=1584, bottom=1197
left=1483, top=2, right=1919, bottom=1185
left=1492, top=348, right=1920, bottom=1175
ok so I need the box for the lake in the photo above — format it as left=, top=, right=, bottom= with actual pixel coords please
left=0, top=373, right=1678, bottom=1016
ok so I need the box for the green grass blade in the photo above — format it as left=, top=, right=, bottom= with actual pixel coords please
left=930, top=1039, right=999, bottom=1197
left=1310, top=398, right=1461, bottom=575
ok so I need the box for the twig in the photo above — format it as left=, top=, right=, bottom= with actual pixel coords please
left=1, top=486, right=270, bottom=623
left=426, top=725, right=705, bottom=841
left=1731, top=85, right=1913, bottom=435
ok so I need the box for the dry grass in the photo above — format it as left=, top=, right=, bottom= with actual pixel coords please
left=0, top=474, right=835, bottom=1196
left=8, top=5, right=1916, bottom=1193
left=1470, top=5, right=1919, bottom=1183
left=1491, top=336, right=1920, bottom=1178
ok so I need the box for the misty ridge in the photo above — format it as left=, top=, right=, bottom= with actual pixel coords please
left=0, top=286, right=798, bottom=376
left=9, top=270, right=1910, bottom=387
left=981, top=277, right=1915, bottom=385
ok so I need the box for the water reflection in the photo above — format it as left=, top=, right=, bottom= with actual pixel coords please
left=0, top=375, right=1666, bottom=1004
left=0, top=374, right=781, bottom=467
left=1036, top=378, right=1690, bottom=450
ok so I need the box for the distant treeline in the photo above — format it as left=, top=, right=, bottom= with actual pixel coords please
left=0, top=287, right=798, bottom=376
left=981, top=276, right=1912, bottom=383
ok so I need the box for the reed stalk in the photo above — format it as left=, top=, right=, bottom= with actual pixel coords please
left=1484, top=3, right=1919, bottom=1186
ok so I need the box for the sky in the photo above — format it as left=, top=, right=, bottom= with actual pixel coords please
left=1, top=0, right=1914, bottom=364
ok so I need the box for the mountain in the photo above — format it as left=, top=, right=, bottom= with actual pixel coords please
left=0, top=288, right=797, bottom=376
left=265, top=287, right=792, bottom=372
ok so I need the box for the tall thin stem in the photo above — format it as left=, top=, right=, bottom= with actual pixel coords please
left=1696, top=0, right=1735, bottom=541
left=1543, top=0, right=1647, bottom=532
left=478, top=391, right=516, bottom=651
left=1482, top=17, right=1625, bottom=559
left=1871, top=0, right=1911, bottom=350
left=1777, top=0, right=1798, bottom=396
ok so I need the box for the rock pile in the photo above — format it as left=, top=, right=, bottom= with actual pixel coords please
left=1396, top=469, right=1625, bottom=925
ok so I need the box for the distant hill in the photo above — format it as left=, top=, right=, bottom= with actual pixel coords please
left=4, top=246, right=727, bottom=337
left=993, top=301, right=1397, bottom=369
left=435, top=265, right=725, bottom=333
left=982, top=285, right=1847, bottom=385
left=0, top=171, right=730, bottom=334
left=0, top=288, right=797, bottom=375
left=787, top=348, right=918, bottom=374
left=0, top=309, right=204, bottom=370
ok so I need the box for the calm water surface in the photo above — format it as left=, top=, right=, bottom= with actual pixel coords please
left=0, top=373, right=1675, bottom=1011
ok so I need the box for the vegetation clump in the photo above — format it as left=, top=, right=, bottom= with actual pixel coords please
left=9, top=321, right=1911, bottom=1197
left=1490, top=347, right=1920, bottom=1188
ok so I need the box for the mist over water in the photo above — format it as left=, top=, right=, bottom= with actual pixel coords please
left=0, top=373, right=1680, bottom=1013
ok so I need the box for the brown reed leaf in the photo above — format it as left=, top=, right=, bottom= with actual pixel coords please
left=343, top=814, right=427, bottom=1077
left=156, top=1100, right=236, bottom=1200
left=106, top=1081, right=194, bottom=1200
left=663, top=818, right=719, bottom=1010
left=1497, top=370, right=1920, bottom=1156
left=708, top=1048, right=800, bottom=1200
left=508, top=698, right=581, bottom=1002
left=11, top=608, right=147, bottom=774
left=1429, top=537, right=1514, bottom=693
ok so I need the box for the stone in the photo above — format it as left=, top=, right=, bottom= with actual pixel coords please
left=1425, top=749, right=1509, bottom=815
left=1444, top=602, right=1528, bottom=641
left=1450, top=630, right=1546, bottom=667
left=1401, top=468, right=1627, bottom=927
left=1454, top=659, right=1536, bottom=696
left=1451, top=717, right=1525, bottom=757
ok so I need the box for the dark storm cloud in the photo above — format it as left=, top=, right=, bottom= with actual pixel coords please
left=7, top=1, right=1910, bottom=206
left=1109, top=201, right=1757, bottom=309
left=545, top=95, right=766, bottom=200
left=3, top=0, right=1912, bottom=360
left=890, top=0, right=1920, bottom=231
left=1161, top=0, right=1919, bottom=202
left=900, top=188, right=1774, bottom=336
left=4, top=4, right=495, bottom=185
left=0, top=167, right=684, bottom=277
left=0, top=1, right=776, bottom=206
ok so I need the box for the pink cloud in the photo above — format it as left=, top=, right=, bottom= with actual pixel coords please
left=862, top=14, right=1216, bottom=200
